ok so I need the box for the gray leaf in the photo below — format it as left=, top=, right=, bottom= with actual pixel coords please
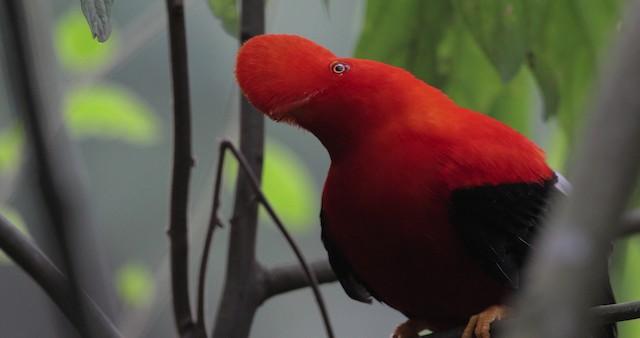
left=80, top=0, right=113, bottom=42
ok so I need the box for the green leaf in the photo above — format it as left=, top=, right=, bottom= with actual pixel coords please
left=55, top=8, right=117, bottom=72
left=0, top=206, right=30, bottom=265
left=115, top=263, right=154, bottom=308
left=355, top=0, right=454, bottom=87
left=488, top=67, right=537, bottom=136
left=225, top=139, right=320, bottom=232
left=64, top=84, right=160, bottom=145
left=529, top=0, right=626, bottom=136
left=439, top=19, right=503, bottom=113
left=260, top=141, right=319, bottom=231
left=207, top=0, right=239, bottom=37
left=80, top=0, right=113, bottom=42
left=544, top=124, right=569, bottom=172
left=0, top=124, right=23, bottom=176
left=356, top=2, right=539, bottom=133
left=454, top=0, right=550, bottom=83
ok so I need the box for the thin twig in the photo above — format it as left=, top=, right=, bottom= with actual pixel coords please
left=220, top=140, right=335, bottom=338
left=0, top=214, right=123, bottom=338
left=195, top=138, right=226, bottom=331
left=264, top=259, right=337, bottom=298
left=164, top=0, right=199, bottom=336
left=201, top=139, right=337, bottom=337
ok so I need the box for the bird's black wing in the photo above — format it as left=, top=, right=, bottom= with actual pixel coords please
left=450, top=175, right=559, bottom=289
left=451, top=172, right=616, bottom=337
left=320, top=210, right=375, bottom=304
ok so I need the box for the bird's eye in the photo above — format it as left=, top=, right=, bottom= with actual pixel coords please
left=330, top=61, right=350, bottom=75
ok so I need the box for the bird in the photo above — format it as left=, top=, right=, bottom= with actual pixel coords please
left=234, top=34, right=616, bottom=338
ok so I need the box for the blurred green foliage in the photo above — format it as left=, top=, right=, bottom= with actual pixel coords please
left=356, top=0, right=627, bottom=143
left=115, top=262, right=155, bottom=309
left=225, top=139, right=320, bottom=233
left=355, top=1, right=453, bottom=88
left=454, top=0, right=549, bottom=83
left=54, top=7, right=160, bottom=146
left=533, top=1, right=627, bottom=140
left=54, top=4, right=162, bottom=309
left=55, top=8, right=117, bottom=72
left=64, top=84, right=159, bottom=145
left=0, top=124, right=23, bottom=177
left=0, top=5, right=162, bottom=299
left=259, top=140, right=319, bottom=231
left=208, top=0, right=240, bottom=37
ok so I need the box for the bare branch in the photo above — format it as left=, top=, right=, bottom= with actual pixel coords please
left=264, top=259, right=337, bottom=298
left=196, top=137, right=227, bottom=329
left=591, top=300, right=640, bottom=325
left=211, top=0, right=266, bottom=337
left=0, top=214, right=122, bottom=338
left=501, top=2, right=640, bottom=337
left=209, top=138, right=335, bottom=338
left=164, top=0, right=200, bottom=336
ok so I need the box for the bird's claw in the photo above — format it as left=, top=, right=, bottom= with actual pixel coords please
left=461, top=304, right=508, bottom=338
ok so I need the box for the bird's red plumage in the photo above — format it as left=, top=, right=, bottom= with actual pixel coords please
left=236, top=34, right=554, bottom=331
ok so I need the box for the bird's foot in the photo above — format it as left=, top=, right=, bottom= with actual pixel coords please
left=461, top=304, right=508, bottom=338
left=390, top=318, right=430, bottom=338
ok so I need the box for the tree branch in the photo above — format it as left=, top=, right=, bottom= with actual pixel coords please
left=264, top=260, right=337, bottom=298
left=0, top=214, right=122, bottom=338
left=501, top=2, right=640, bottom=337
left=211, top=0, right=265, bottom=337
left=164, top=0, right=199, bottom=337
left=196, top=136, right=226, bottom=331
left=591, top=300, right=640, bottom=325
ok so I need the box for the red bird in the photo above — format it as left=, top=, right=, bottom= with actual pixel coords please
left=235, top=34, right=615, bottom=338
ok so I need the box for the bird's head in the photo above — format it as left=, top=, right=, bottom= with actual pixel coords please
left=235, top=34, right=452, bottom=154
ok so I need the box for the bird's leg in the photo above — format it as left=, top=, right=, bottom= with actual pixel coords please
left=461, top=304, right=508, bottom=338
left=391, top=318, right=430, bottom=338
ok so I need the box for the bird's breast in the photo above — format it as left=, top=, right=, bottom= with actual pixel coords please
left=321, top=153, right=507, bottom=327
